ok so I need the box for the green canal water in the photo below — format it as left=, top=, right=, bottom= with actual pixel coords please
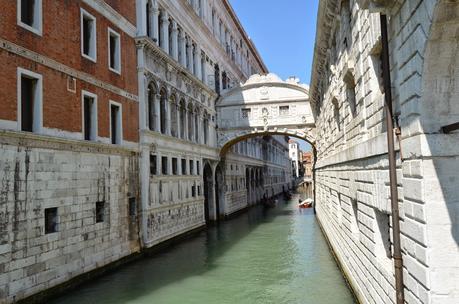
left=50, top=193, right=355, bottom=304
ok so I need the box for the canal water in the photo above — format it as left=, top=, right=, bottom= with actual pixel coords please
left=50, top=193, right=355, bottom=304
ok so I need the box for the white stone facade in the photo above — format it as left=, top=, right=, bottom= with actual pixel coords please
left=0, top=133, right=140, bottom=303
left=310, top=1, right=459, bottom=303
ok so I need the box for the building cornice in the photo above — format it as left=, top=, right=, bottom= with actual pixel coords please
left=163, top=0, right=249, bottom=82
left=221, top=0, right=269, bottom=74
left=136, top=36, right=218, bottom=98
left=309, top=0, right=340, bottom=113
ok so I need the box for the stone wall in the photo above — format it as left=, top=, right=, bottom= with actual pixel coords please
left=311, top=1, right=459, bottom=303
left=0, top=132, right=140, bottom=303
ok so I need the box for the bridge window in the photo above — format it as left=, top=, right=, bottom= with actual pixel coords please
left=241, top=108, right=251, bottom=118
left=279, top=106, right=289, bottom=116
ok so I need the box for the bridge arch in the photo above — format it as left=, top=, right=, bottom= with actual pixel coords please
left=216, top=73, right=316, bottom=156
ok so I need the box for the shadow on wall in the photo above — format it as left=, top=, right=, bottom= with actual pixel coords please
left=419, top=0, right=459, bottom=246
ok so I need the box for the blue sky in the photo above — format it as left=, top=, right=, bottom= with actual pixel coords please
left=230, top=0, right=318, bottom=151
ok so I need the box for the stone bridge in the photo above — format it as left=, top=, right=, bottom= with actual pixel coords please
left=216, top=74, right=316, bottom=155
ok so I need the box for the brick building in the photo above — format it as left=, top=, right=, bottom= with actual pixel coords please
left=0, top=1, right=140, bottom=302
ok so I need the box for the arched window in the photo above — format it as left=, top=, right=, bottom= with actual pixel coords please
left=148, top=82, right=157, bottom=131
left=203, top=112, right=209, bottom=145
left=194, top=108, right=199, bottom=143
left=187, top=103, right=193, bottom=141
left=170, top=94, right=178, bottom=137
left=179, top=99, right=186, bottom=139
left=160, top=88, right=167, bottom=134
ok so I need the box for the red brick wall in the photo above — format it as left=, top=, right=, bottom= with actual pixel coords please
left=0, top=0, right=139, bottom=143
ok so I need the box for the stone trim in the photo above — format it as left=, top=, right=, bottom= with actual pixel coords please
left=0, top=38, right=138, bottom=102
left=82, top=0, right=137, bottom=37
left=315, top=132, right=400, bottom=169
left=0, top=130, right=138, bottom=155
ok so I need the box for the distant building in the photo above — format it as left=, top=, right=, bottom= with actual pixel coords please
left=302, top=151, right=313, bottom=179
left=288, top=139, right=301, bottom=178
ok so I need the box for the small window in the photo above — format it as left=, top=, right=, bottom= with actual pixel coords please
left=81, top=9, right=97, bottom=61
left=162, top=156, right=168, bottom=175
left=196, top=161, right=200, bottom=175
left=82, top=91, right=97, bottom=141
left=18, top=68, right=42, bottom=133
left=108, top=28, right=121, bottom=73
left=150, top=154, right=157, bottom=175
left=18, top=0, right=42, bottom=35
left=129, top=197, right=136, bottom=216
left=95, top=201, right=105, bottom=223
left=191, top=185, right=196, bottom=197
left=241, top=108, right=251, bottom=118
left=279, top=106, right=289, bottom=116
left=189, top=160, right=194, bottom=175
left=45, top=207, right=58, bottom=234
left=172, top=158, right=178, bottom=175
left=181, top=158, right=187, bottom=175
left=110, top=102, right=122, bottom=144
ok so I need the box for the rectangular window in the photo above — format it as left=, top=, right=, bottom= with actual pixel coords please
left=162, top=156, right=168, bottom=175
left=191, top=185, right=196, bottom=197
left=241, top=108, right=251, bottom=118
left=110, top=102, right=122, bottom=144
left=279, top=106, right=289, bottom=116
left=172, top=158, right=178, bottom=175
left=108, top=28, right=121, bottom=73
left=95, top=201, right=105, bottom=223
left=82, top=91, right=97, bottom=141
left=18, top=0, right=42, bottom=35
left=189, top=160, right=194, bottom=175
left=150, top=154, right=157, bottom=175
left=129, top=197, right=136, bottom=216
left=181, top=158, right=187, bottom=175
left=45, top=207, right=57, bottom=234
left=18, top=68, right=42, bottom=133
left=197, top=161, right=200, bottom=175
left=81, top=9, right=97, bottom=61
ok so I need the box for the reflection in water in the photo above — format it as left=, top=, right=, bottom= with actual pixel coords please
left=50, top=193, right=355, bottom=304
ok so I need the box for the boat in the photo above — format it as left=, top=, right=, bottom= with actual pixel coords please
left=298, top=198, right=313, bottom=209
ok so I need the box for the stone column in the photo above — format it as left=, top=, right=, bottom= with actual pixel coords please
left=195, top=45, right=202, bottom=80
left=155, top=93, right=161, bottom=132
left=179, top=30, right=186, bottom=67
left=171, top=20, right=179, bottom=61
left=184, top=105, right=189, bottom=141
left=186, top=37, right=194, bottom=74
left=177, top=104, right=181, bottom=140
left=166, top=98, right=171, bottom=136
left=160, top=11, right=169, bottom=54
left=152, top=5, right=159, bottom=44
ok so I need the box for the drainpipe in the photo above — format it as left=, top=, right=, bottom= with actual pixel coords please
left=380, top=14, right=405, bottom=304
left=312, top=146, right=317, bottom=214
